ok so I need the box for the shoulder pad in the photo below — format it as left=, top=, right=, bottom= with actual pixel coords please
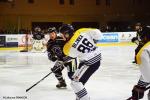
left=55, top=37, right=66, bottom=46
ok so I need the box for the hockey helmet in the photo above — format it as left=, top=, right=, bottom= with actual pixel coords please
left=135, top=22, right=142, bottom=26
left=59, top=24, right=74, bottom=39
left=34, top=26, right=41, bottom=32
left=47, top=27, right=57, bottom=33
left=135, top=22, right=143, bottom=31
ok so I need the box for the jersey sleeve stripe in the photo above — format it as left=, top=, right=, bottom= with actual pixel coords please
left=136, top=42, right=150, bottom=64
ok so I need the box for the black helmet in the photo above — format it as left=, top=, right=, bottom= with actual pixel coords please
left=59, top=24, right=74, bottom=37
left=34, top=26, right=41, bottom=32
left=47, top=27, right=57, bottom=33
left=135, top=22, right=142, bottom=26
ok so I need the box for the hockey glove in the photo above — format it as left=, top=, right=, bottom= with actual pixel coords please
left=48, top=52, right=57, bottom=62
left=131, top=37, right=138, bottom=43
left=131, top=85, right=146, bottom=100
left=51, top=61, right=64, bottom=73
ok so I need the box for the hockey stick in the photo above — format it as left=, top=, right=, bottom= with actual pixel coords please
left=26, top=61, right=64, bottom=92
left=126, top=86, right=150, bottom=100
left=26, top=71, right=53, bottom=92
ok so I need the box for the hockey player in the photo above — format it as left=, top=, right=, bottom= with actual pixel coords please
left=31, top=26, right=46, bottom=52
left=47, top=27, right=67, bottom=88
left=59, top=24, right=102, bottom=100
left=47, top=27, right=79, bottom=89
left=131, top=23, right=144, bottom=63
left=128, top=26, right=150, bottom=100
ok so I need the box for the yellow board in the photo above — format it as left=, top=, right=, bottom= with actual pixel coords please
left=0, top=47, right=24, bottom=51
left=0, top=47, right=32, bottom=51
left=96, top=42, right=136, bottom=46
left=0, top=42, right=136, bottom=51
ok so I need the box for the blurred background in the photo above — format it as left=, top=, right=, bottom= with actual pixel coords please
left=0, top=0, right=150, bottom=50
left=0, top=0, right=150, bottom=34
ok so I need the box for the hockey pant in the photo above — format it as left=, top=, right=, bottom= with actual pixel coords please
left=71, top=61, right=100, bottom=100
left=64, top=58, right=78, bottom=80
left=53, top=61, right=65, bottom=81
left=53, top=58, right=78, bottom=81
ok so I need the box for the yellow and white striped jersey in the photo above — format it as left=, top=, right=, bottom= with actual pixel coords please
left=63, top=28, right=102, bottom=65
left=136, top=41, right=150, bottom=83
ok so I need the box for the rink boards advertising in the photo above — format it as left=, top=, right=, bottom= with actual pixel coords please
left=0, top=36, right=6, bottom=47
left=0, top=32, right=136, bottom=48
left=98, top=32, right=136, bottom=43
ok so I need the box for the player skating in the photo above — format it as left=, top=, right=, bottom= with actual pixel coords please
left=47, top=27, right=79, bottom=89
left=46, top=27, right=67, bottom=88
left=128, top=26, right=150, bottom=100
left=59, top=24, right=102, bottom=100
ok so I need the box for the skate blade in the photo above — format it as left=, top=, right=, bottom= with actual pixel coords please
left=56, top=87, right=67, bottom=89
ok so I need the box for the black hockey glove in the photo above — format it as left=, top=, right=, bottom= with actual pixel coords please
left=131, top=85, right=146, bottom=100
left=51, top=61, right=64, bottom=73
left=131, top=37, right=138, bottom=43
left=48, top=52, right=57, bottom=62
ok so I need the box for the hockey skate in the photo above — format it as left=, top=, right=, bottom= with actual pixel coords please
left=132, top=61, right=136, bottom=63
left=56, top=79, right=67, bottom=88
left=76, top=97, right=80, bottom=100
left=75, top=96, right=90, bottom=100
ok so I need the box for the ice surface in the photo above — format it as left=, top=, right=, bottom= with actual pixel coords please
left=0, top=46, right=149, bottom=100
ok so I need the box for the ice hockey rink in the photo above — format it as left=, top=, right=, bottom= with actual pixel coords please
left=0, top=45, right=149, bottom=100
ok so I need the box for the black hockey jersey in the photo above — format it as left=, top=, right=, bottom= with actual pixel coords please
left=47, top=36, right=71, bottom=62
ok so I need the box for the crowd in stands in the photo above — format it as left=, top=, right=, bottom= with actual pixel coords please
left=0, top=22, right=149, bottom=34
left=0, top=29, right=32, bottom=34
